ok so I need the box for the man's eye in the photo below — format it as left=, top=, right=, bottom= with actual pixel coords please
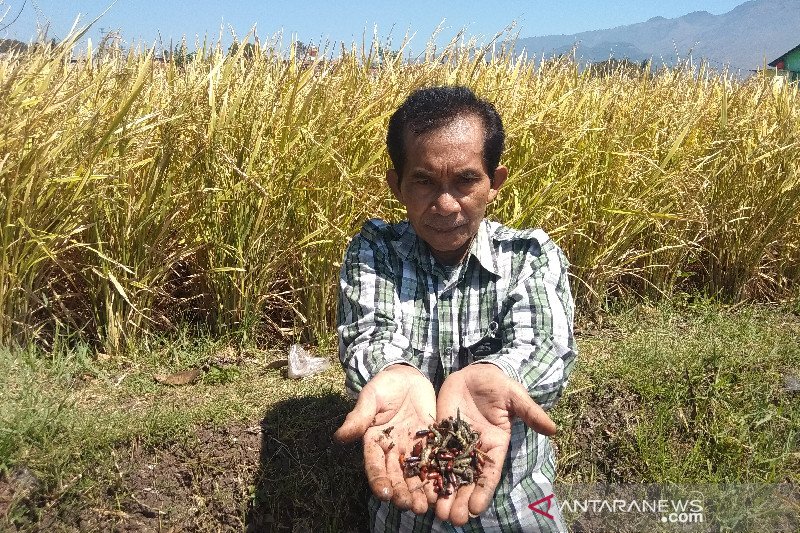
left=414, top=178, right=431, bottom=186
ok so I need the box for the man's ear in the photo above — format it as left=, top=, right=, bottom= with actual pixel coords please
left=488, top=165, right=508, bottom=202
left=386, top=169, right=402, bottom=201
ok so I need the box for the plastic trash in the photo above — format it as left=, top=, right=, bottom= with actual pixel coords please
left=287, top=344, right=330, bottom=379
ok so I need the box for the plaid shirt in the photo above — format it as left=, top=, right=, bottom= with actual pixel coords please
left=338, top=218, right=576, bottom=532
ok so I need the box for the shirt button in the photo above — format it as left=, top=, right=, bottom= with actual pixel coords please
left=443, top=347, right=452, bottom=356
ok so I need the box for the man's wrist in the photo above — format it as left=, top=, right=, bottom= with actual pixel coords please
left=378, top=360, right=426, bottom=377
left=470, top=359, right=521, bottom=383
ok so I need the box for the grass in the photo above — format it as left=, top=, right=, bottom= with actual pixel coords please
left=0, top=333, right=359, bottom=530
left=1, top=300, right=797, bottom=530
left=554, top=297, right=800, bottom=485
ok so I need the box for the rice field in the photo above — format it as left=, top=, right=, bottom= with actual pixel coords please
left=1, top=31, right=799, bottom=352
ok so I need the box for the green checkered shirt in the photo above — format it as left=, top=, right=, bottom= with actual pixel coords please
left=338, top=218, right=576, bottom=532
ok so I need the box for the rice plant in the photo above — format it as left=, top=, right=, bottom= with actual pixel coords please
left=1, top=30, right=798, bottom=352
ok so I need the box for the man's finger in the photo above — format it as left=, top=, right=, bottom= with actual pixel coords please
left=434, top=483, right=455, bottom=523
left=333, top=390, right=378, bottom=444
left=385, top=444, right=415, bottom=510
left=509, top=384, right=557, bottom=436
left=447, top=482, right=475, bottom=526
left=467, top=447, right=506, bottom=516
left=407, top=477, right=431, bottom=515
left=364, top=434, right=393, bottom=501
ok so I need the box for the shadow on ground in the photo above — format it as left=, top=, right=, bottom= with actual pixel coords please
left=246, top=393, right=369, bottom=532
left=7, top=393, right=368, bottom=532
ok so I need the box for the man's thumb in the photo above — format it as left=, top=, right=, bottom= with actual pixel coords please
left=333, top=390, right=378, bottom=444
left=509, top=385, right=557, bottom=436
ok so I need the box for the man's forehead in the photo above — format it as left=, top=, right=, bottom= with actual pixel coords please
left=403, top=113, right=485, bottom=146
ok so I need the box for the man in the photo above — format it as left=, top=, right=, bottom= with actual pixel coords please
left=334, top=86, right=576, bottom=532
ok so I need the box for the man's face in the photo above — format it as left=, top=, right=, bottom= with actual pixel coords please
left=387, top=114, right=507, bottom=265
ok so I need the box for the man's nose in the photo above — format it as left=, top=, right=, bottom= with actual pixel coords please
left=432, top=189, right=460, bottom=214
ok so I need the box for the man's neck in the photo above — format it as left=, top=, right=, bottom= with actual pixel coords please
left=431, top=233, right=477, bottom=266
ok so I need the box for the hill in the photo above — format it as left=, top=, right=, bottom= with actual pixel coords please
left=0, top=39, right=28, bottom=54
left=515, top=0, right=800, bottom=71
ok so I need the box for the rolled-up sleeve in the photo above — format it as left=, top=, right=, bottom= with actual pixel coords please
left=337, top=231, right=416, bottom=396
left=478, top=239, right=576, bottom=410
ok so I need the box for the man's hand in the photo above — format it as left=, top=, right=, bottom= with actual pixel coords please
left=433, top=364, right=557, bottom=526
left=334, top=364, right=437, bottom=514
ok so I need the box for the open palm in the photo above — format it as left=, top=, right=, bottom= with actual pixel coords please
left=434, top=364, right=557, bottom=526
left=334, top=364, right=437, bottom=514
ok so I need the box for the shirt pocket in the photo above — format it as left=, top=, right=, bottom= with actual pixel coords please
left=459, top=321, right=503, bottom=364
left=461, top=329, right=486, bottom=350
left=399, top=293, right=431, bottom=354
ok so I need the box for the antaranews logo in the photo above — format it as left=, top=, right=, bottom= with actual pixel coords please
left=528, top=493, right=705, bottom=525
left=528, top=493, right=556, bottom=520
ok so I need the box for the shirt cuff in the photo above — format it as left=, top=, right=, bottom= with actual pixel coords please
left=377, top=359, right=426, bottom=378
left=471, top=359, right=522, bottom=384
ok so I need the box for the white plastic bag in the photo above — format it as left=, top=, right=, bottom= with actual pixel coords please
left=287, top=344, right=330, bottom=379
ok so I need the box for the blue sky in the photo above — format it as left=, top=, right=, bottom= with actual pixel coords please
left=2, top=0, right=747, bottom=52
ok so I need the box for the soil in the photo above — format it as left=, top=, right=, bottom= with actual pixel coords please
left=5, top=413, right=369, bottom=532
left=38, top=424, right=264, bottom=532
left=1, top=374, right=650, bottom=532
left=557, top=381, right=646, bottom=483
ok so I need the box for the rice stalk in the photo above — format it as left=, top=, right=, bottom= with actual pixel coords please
left=0, top=29, right=798, bottom=351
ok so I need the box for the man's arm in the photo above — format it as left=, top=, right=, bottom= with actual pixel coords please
left=337, top=226, right=420, bottom=394
left=335, top=223, right=437, bottom=513
left=478, top=237, right=576, bottom=410
left=433, top=236, right=571, bottom=525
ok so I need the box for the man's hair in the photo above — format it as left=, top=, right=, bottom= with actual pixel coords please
left=386, top=86, right=505, bottom=181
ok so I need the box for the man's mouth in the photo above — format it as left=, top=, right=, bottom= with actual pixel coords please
left=426, top=222, right=466, bottom=233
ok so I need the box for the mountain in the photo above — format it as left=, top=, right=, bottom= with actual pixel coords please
left=0, top=39, right=28, bottom=53
left=515, top=0, right=800, bottom=71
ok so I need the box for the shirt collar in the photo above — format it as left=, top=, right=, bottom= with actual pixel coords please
left=392, top=220, right=500, bottom=277
left=470, top=219, right=499, bottom=276
left=392, top=221, right=418, bottom=260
